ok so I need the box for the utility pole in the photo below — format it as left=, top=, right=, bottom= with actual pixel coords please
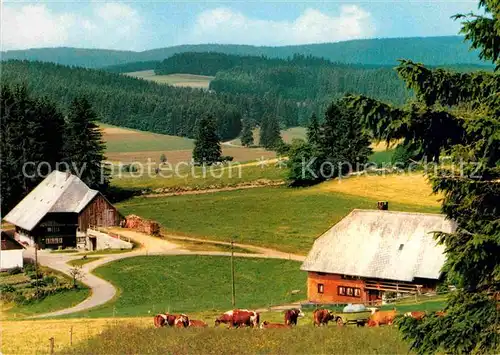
left=231, top=236, right=236, bottom=307
left=34, top=236, right=39, bottom=298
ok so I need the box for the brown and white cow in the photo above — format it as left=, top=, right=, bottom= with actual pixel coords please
left=284, top=309, right=304, bottom=326
left=368, top=308, right=397, bottom=327
left=313, top=309, right=334, bottom=326
left=188, top=319, right=208, bottom=328
left=174, top=314, right=190, bottom=328
left=260, top=321, right=291, bottom=329
left=153, top=313, right=189, bottom=328
left=215, top=309, right=260, bottom=328
left=404, top=311, right=426, bottom=320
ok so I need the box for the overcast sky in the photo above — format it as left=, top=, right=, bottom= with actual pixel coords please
left=1, top=1, right=480, bottom=51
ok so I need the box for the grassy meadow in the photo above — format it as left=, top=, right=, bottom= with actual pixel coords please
left=112, top=163, right=285, bottom=192
left=2, top=316, right=410, bottom=355
left=117, top=178, right=440, bottom=253
left=124, top=70, right=214, bottom=89
left=63, top=325, right=409, bottom=355
left=65, top=256, right=305, bottom=318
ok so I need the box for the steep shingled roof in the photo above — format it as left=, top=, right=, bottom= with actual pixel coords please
left=4, top=171, right=99, bottom=231
left=300, top=209, right=456, bottom=282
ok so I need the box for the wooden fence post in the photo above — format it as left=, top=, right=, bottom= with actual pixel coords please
left=49, top=337, right=54, bottom=355
left=69, top=326, right=73, bottom=346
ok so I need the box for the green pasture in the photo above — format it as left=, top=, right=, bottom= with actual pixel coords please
left=111, top=164, right=286, bottom=192
left=67, top=256, right=305, bottom=318
left=117, top=187, right=440, bottom=254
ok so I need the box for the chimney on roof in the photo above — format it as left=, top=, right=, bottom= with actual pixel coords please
left=377, top=201, right=388, bottom=210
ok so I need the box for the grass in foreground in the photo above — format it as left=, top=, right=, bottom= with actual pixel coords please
left=1, top=316, right=409, bottom=355
left=68, top=256, right=305, bottom=318
left=62, top=325, right=408, bottom=355
left=117, top=185, right=439, bottom=253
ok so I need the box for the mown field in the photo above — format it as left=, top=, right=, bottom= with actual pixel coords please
left=64, top=256, right=304, bottom=318
left=100, top=124, right=276, bottom=166
left=2, top=316, right=409, bottom=354
left=112, top=163, right=285, bottom=192
left=124, top=70, right=214, bottom=89
left=101, top=124, right=194, bottom=153
left=117, top=175, right=440, bottom=253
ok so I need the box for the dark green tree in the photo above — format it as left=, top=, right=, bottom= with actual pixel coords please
left=306, top=112, right=321, bottom=147
left=348, top=1, right=500, bottom=353
left=288, top=100, right=371, bottom=185
left=63, top=97, right=108, bottom=189
left=192, top=114, right=222, bottom=165
left=286, top=140, right=322, bottom=186
left=260, top=114, right=282, bottom=149
left=0, top=85, right=66, bottom=213
left=240, top=117, right=254, bottom=147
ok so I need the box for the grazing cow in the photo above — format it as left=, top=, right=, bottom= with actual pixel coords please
left=188, top=319, right=208, bottom=328
left=404, top=311, right=426, bottom=320
left=284, top=309, right=304, bottom=326
left=368, top=308, right=397, bottom=327
left=260, top=321, right=291, bottom=329
left=154, top=313, right=189, bottom=328
left=154, top=313, right=177, bottom=328
left=174, top=314, right=190, bottom=328
left=313, top=309, right=334, bottom=326
left=215, top=309, right=260, bottom=328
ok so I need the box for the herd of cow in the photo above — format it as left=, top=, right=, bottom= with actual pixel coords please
left=153, top=309, right=303, bottom=329
left=153, top=308, right=446, bottom=329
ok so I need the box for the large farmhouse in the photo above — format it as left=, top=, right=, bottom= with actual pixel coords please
left=301, top=208, right=456, bottom=304
left=4, top=170, right=123, bottom=249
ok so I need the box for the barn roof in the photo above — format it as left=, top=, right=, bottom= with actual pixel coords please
left=300, top=209, right=456, bottom=282
left=1, top=230, right=25, bottom=250
left=4, top=171, right=100, bottom=231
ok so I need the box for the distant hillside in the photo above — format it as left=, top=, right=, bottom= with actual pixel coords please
left=2, top=36, right=492, bottom=68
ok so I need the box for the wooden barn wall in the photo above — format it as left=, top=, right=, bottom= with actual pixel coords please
left=78, top=195, right=121, bottom=231
left=307, top=272, right=368, bottom=303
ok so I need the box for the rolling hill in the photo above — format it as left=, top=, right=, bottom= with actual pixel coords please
left=1, top=36, right=491, bottom=69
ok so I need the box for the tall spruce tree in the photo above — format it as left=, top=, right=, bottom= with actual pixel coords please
left=240, top=117, right=254, bottom=147
left=192, top=114, right=222, bottom=165
left=347, top=1, right=499, bottom=353
left=0, top=85, right=66, bottom=213
left=306, top=112, right=321, bottom=147
left=287, top=100, right=371, bottom=185
left=260, top=114, right=282, bottom=149
left=63, top=97, right=108, bottom=189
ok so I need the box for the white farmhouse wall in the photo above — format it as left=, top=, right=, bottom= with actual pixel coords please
left=0, top=250, right=24, bottom=270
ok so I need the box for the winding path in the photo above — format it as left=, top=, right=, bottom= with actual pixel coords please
left=28, top=229, right=304, bottom=318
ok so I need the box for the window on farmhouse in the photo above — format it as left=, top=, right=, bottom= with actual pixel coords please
left=317, top=283, right=324, bottom=294
left=347, top=287, right=354, bottom=296
left=338, top=286, right=346, bottom=296
left=354, top=288, right=361, bottom=297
